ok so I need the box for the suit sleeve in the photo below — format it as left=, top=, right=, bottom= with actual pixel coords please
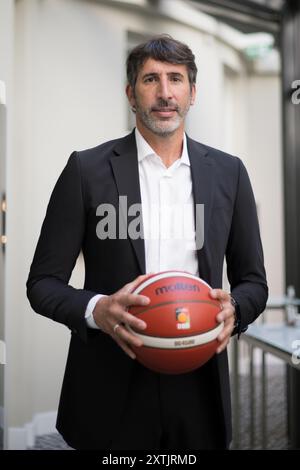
left=226, top=159, right=268, bottom=335
left=26, top=152, right=97, bottom=342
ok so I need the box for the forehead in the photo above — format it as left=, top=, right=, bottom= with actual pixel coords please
left=138, top=58, right=189, bottom=77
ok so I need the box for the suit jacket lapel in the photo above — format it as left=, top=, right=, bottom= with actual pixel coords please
left=187, top=136, right=215, bottom=281
left=109, top=132, right=215, bottom=280
left=110, top=131, right=146, bottom=274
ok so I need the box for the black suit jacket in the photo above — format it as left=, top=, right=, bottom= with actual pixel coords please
left=27, top=131, right=268, bottom=449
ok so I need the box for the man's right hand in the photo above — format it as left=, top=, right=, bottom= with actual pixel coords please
left=92, top=274, right=152, bottom=359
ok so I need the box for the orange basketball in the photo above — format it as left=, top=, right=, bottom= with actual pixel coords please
left=127, top=271, right=223, bottom=374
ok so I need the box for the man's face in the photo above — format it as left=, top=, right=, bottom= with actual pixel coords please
left=127, top=58, right=196, bottom=137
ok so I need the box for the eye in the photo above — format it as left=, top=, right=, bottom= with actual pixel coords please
left=144, top=76, right=157, bottom=83
left=171, top=76, right=182, bottom=82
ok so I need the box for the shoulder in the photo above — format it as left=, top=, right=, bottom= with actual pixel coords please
left=74, top=132, right=134, bottom=167
left=188, top=136, right=240, bottom=166
left=187, top=136, right=244, bottom=182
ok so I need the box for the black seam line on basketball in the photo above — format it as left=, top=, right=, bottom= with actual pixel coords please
left=134, top=325, right=219, bottom=339
left=140, top=340, right=217, bottom=350
left=132, top=299, right=219, bottom=316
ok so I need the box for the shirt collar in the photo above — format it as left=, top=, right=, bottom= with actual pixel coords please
left=135, top=127, right=190, bottom=167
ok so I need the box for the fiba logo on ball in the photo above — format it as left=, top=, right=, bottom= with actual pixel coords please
left=127, top=271, right=224, bottom=374
left=175, top=307, right=190, bottom=330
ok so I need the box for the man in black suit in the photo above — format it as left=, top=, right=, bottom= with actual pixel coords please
left=27, top=35, right=268, bottom=450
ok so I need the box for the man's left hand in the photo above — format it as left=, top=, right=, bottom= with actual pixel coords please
left=210, top=289, right=235, bottom=354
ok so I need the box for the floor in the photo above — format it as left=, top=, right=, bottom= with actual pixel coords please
left=232, top=364, right=288, bottom=449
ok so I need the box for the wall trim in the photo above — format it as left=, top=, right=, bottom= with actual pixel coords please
left=7, top=411, right=57, bottom=450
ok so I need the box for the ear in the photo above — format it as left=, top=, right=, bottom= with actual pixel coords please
left=126, top=84, right=136, bottom=108
left=190, top=84, right=196, bottom=106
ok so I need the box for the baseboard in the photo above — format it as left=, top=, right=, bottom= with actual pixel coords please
left=7, top=411, right=57, bottom=450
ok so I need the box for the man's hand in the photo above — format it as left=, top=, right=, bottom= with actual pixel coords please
left=92, top=274, right=153, bottom=360
left=210, top=289, right=235, bottom=354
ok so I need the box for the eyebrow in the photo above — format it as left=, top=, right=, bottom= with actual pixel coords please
left=142, top=72, right=185, bottom=80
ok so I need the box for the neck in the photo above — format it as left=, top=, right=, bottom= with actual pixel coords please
left=136, top=122, right=184, bottom=168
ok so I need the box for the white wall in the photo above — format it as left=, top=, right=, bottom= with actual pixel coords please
left=8, top=0, right=129, bottom=440
left=3, top=0, right=284, bottom=447
left=245, top=75, right=284, bottom=299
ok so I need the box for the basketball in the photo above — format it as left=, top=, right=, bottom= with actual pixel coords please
left=127, top=271, right=224, bottom=374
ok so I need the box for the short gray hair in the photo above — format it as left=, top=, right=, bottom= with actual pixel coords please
left=126, top=34, right=197, bottom=90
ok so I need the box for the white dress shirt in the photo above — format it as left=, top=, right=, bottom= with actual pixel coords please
left=85, top=128, right=199, bottom=328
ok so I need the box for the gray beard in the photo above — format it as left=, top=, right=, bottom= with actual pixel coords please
left=134, top=99, right=191, bottom=137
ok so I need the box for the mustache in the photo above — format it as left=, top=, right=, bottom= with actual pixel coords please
left=151, top=100, right=179, bottom=112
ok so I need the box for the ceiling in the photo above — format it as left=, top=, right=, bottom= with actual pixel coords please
left=188, top=0, right=286, bottom=35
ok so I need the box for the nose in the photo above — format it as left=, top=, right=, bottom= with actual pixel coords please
left=157, top=77, right=173, bottom=101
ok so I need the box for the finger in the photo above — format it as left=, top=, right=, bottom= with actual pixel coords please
left=114, top=336, right=136, bottom=360
left=120, top=311, right=147, bottom=331
left=119, top=293, right=150, bottom=309
left=216, top=307, right=234, bottom=323
left=210, top=289, right=230, bottom=302
left=216, top=337, right=231, bottom=354
left=217, top=325, right=234, bottom=343
left=115, top=324, right=143, bottom=348
left=106, top=303, right=147, bottom=331
left=122, top=273, right=155, bottom=294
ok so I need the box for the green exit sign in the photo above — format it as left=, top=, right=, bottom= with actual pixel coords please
left=245, top=44, right=272, bottom=59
